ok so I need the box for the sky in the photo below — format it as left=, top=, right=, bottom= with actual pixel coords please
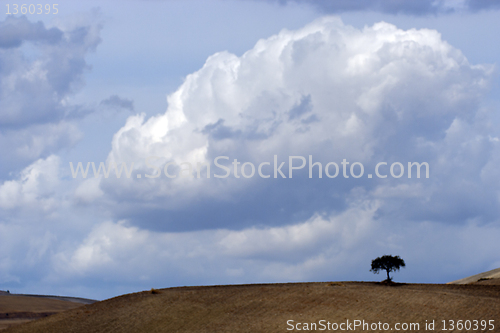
left=0, top=0, right=500, bottom=300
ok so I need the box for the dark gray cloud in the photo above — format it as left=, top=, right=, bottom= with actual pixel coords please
left=0, top=16, right=63, bottom=49
left=466, top=0, right=500, bottom=10
left=267, top=0, right=500, bottom=15
left=298, top=0, right=445, bottom=15
left=202, top=119, right=242, bottom=140
left=0, top=16, right=101, bottom=177
left=288, top=94, right=312, bottom=120
left=100, top=95, right=135, bottom=111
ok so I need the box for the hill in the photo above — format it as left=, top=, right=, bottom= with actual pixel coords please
left=448, top=267, right=500, bottom=285
left=0, top=293, right=94, bottom=331
left=3, top=282, right=500, bottom=332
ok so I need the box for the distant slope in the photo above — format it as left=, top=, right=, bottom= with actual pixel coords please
left=0, top=293, right=94, bottom=331
left=9, top=295, right=96, bottom=305
left=448, top=267, right=500, bottom=285
left=4, top=282, right=500, bottom=333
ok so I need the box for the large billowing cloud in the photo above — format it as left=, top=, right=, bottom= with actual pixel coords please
left=89, top=16, right=496, bottom=233
left=0, top=15, right=101, bottom=176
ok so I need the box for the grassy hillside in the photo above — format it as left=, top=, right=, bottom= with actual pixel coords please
left=3, top=282, right=500, bottom=332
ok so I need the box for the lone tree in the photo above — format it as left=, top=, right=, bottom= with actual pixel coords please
left=370, top=255, right=405, bottom=281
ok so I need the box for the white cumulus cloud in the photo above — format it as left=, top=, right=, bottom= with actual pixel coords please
left=93, top=16, right=494, bottom=232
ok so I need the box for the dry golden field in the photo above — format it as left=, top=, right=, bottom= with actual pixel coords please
left=2, top=280, right=500, bottom=333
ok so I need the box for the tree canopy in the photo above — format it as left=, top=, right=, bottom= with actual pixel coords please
left=370, top=255, right=406, bottom=281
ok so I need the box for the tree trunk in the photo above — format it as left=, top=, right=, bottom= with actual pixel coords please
left=386, top=269, right=390, bottom=281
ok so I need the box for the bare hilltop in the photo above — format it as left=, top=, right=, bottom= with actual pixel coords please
left=2, top=279, right=500, bottom=333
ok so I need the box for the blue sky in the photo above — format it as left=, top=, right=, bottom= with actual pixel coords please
left=1, top=0, right=500, bottom=300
